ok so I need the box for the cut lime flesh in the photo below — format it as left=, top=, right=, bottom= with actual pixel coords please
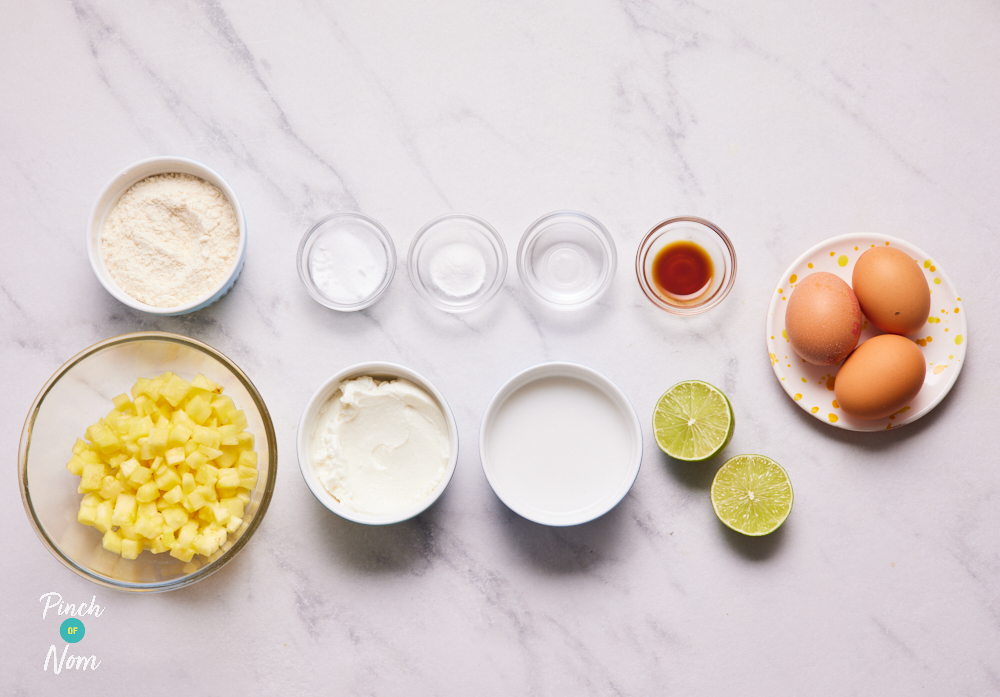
left=653, top=380, right=734, bottom=461
left=711, top=454, right=793, bottom=536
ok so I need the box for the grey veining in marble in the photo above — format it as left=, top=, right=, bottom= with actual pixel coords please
left=3, top=1, right=999, bottom=694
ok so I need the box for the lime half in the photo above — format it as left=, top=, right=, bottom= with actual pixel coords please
left=653, top=380, right=734, bottom=461
left=711, top=455, right=793, bottom=536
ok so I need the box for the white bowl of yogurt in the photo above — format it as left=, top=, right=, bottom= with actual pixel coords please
left=297, top=362, right=459, bottom=525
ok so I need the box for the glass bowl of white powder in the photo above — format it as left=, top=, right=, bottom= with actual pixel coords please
left=87, top=156, right=247, bottom=316
left=297, top=362, right=459, bottom=525
left=407, top=213, right=507, bottom=312
left=297, top=213, right=397, bottom=311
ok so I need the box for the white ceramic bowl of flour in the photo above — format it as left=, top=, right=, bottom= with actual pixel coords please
left=87, top=156, right=247, bottom=316
left=297, top=361, right=459, bottom=525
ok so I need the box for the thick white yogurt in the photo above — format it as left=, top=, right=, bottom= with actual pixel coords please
left=311, top=376, right=449, bottom=516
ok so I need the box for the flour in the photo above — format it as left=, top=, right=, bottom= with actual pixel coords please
left=101, top=173, right=240, bottom=308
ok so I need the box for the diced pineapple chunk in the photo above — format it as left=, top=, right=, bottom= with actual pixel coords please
left=191, top=374, right=223, bottom=393
left=111, top=494, right=137, bottom=527
left=169, top=546, right=195, bottom=563
left=165, top=446, right=186, bottom=466
left=102, top=529, right=123, bottom=554
left=237, top=450, right=258, bottom=469
left=80, top=463, right=108, bottom=492
left=198, top=445, right=223, bottom=461
left=186, top=451, right=208, bottom=470
left=130, top=378, right=150, bottom=399
left=176, top=521, right=199, bottom=548
left=136, top=481, right=159, bottom=503
left=133, top=394, right=154, bottom=417
left=134, top=514, right=163, bottom=539
left=167, top=424, right=192, bottom=449
left=149, top=535, right=170, bottom=554
left=148, top=426, right=169, bottom=455
left=184, top=394, right=212, bottom=425
left=126, top=464, right=153, bottom=487
left=192, top=532, right=219, bottom=558
left=220, top=497, right=245, bottom=518
left=140, top=376, right=164, bottom=401
left=99, top=475, right=125, bottom=500
left=94, top=500, right=114, bottom=533
left=66, top=454, right=87, bottom=476
left=161, top=374, right=192, bottom=407
left=192, top=425, right=222, bottom=449
left=120, top=538, right=142, bottom=560
left=237, top=465, right=258, bottom=489
left=210, top=394, right=236, bottom=422
left=163, top=485, right=184, bottom=505
left=195, top=464, right=219, bottom=487
left=127, top=415, right=154, bottom=442
left=68, top=372, right=258, bottom=561
left=154, top=466, right=181, bottom=491
left=218, top=424, right=239, bottom=446
left=208, top=502, right=231, bottom=526
left=162, top=506, right=189, bottom=532
left=86, top=423, right=121, bottom=454
left=237, top=431, right=254, bottom=451
left=77, top=501, right=98, bottom=526
left=119, top=457, right=140, bottom=478
left=216, top=468, right=240, bottom=489
left=230, top=410, right=249, bottom=432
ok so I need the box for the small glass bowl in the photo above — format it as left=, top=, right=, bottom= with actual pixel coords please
left=636, top=217, right=737, bottom=315
left=297, top=213, right=396, bottom=312
left=19, top=332, right=277, bottom=592
left=407, top=213, right=507, bottom=312
left=517, top=211, right=617, bottom=309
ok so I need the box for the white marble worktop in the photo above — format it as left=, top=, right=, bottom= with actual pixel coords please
left=3, top=1, right=999, bottom=694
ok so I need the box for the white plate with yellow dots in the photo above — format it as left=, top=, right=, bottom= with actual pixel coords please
left=766, top=233, right=967, bottom=432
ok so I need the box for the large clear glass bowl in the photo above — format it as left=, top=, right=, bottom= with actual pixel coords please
left=18, top=332, right=277, bottom=592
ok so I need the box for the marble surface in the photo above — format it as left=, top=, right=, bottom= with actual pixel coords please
left=3, top=1, right=999, bottom=694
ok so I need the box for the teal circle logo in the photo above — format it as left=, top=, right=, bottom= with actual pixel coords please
left=60, top=618, right=85, bottom=643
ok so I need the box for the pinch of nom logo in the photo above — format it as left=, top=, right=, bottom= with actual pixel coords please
left=40, top=592, right=104, bottom=674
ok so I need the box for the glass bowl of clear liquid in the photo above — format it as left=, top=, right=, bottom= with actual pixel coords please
left=516, top=211, right=617, bottom=309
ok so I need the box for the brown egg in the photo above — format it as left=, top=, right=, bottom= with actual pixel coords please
left=852, top=246, right=930, bottom=335
left=834, top=334, right=925, bottom=420
left=784, top=272, right=862, bottom=365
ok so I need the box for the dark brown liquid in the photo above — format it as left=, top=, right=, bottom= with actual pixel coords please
left=652, top=241, right=713, bottom=299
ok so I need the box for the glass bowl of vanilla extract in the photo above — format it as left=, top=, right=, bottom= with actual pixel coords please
left=635, top=217, right=737, bottom=315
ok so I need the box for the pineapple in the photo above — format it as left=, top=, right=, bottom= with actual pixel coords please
left=67, top=372, right=259, bottom=561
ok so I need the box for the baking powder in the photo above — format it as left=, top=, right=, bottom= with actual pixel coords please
left=101, top=173, right=240, bottom=308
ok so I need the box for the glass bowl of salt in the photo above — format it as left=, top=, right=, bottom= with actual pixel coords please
left=297, top=213, right=397, bottom=312
left=407, top=213, right=508, bottom=312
